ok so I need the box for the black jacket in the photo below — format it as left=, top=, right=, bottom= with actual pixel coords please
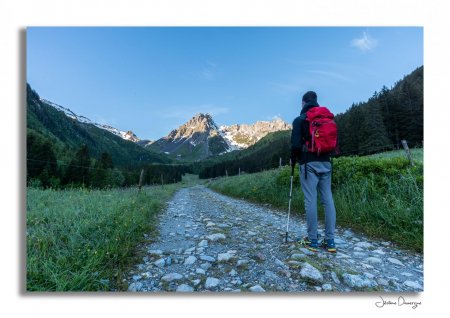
left=291, top=101, right=331, bottom=164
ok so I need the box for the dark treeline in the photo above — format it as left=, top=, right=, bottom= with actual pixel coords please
left=335, top=66, right=423, bottom=155
left=197, top=131, right=291, bottom=179
left=336, top=66, right=423, bottom=155
left=27, top=129, right=191, bottom=189
left=197, top=66, right=423, bottom=179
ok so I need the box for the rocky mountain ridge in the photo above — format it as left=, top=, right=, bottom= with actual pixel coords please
left=220, top=118, right=291, bottom=150
left=44, top=98, right=291, bottom=160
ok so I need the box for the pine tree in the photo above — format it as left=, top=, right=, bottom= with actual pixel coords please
left=27, top=130, right=59, bottom=187
left=63, top=144, right=92, bottom=186
left=359, top=100, right=392, bottom=154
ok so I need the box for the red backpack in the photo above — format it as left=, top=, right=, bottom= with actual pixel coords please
left=305, top=106, right=338, bottom=155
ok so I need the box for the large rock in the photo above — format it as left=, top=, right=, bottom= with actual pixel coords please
left=205, top=277, right=220, bottom=289
left=354, top=242, right=373, bottom=249
left=249, top=284, right=266, bottom=292
left=291, top=253, right=306, bottom=260
left=200, top=255, right=215, bottom=262
left=161, top=272, right=183, bottom=282
left=401, top=272, right=414, bottom=277
left=264, top=270, right=278, bottom=281
left=154, top=258, right=165, bottom=268
left=206, top=233, right=226, bottom=241
left=218, top=252, right=233, bottom=262
left=200, top=262, right=212, bottom=270
left=377, top=278, right=389, bottom=286
left=331, top=272, right=341, bottom=284
left=342, top=273, right=378, bottom=289
left=353, top=252, right=367, bottom=258
left=184, top=256, right=197, bottom=265
left=373, top=249, right=386, bottom=255
left=403, top=280, right=422, bottom=290
left=300, top=262, right=323, bottom=283
left=387, top=257, right=405, bottom=266
left=198, top=240, right=208, bottom=247
left=176, top=284, right=194, bottom=292
left=236, top=259, right=249, bottom=268
left=275, top=258, right=288, bottom=269
left=334, top=238, right=345, bottom=244
left=184, top=247, right=196, bottom=254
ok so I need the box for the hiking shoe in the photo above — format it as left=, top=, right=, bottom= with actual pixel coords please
left=298, top=233, right=321, bottom=243
left=300, top=236, right=319, bottom=252
left=321, top=239, right=337, bottom=253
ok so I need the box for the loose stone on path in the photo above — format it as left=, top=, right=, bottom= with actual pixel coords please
left=205, top=277, right=220, bottom=289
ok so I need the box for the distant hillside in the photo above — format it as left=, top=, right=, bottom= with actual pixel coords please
left=26, top=84, right=169, bottom=168
left=41, top=98, right=142, bottom=143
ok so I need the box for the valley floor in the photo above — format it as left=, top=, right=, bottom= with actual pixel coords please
left=125, top=185, right=423, bottom=292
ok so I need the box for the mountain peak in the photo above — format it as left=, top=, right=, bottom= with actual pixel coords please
left=148, top=112, right=229, bottom=160
left=167, top=113, right=219, bottom=141
left=189, top=113, right=217, bottom=128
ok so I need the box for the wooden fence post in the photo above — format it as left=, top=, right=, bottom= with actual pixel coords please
left=401, top=140, right=414, bottom=166
left=279, top=157, right=282, bottom=169
left=226, top=170, right=228, bottom=177
left=138, top=169, right=144, bottom=191
left=161, top=173, right=164, bottom=186
left=239, top=167, right=241, bottom=176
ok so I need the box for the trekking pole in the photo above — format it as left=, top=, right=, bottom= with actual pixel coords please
left=285, top=164, right=295, bottom=243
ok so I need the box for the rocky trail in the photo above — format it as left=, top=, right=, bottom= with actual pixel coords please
left=125, top=185, right=423, bottom=292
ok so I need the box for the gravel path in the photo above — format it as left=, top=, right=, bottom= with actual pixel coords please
left=125, top=185, right=423, bottom=292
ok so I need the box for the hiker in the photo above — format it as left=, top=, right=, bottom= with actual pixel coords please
left=290, top=91, right=338, bottom=253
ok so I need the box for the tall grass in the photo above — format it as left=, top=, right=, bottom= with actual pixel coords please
left=26, top=184, right=180, bottom=291
left=209, top=154, right=423, bottom=252
left=368, top=148, right=423, bottom=163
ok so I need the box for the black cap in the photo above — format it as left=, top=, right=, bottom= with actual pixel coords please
left=302, top=91, right=317, bottom=103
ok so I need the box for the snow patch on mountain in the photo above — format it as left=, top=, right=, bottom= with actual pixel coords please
left=42, top=98, right=141, bottom=143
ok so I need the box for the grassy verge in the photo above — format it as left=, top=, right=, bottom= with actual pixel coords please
left=368, top=148, right=423, bottom=163
left=209, top=155, right=423, bottom=253
left=26, top=175, right=201, bottom=291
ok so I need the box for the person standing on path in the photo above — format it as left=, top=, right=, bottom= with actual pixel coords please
left=290, top=91, right=337, bottom=253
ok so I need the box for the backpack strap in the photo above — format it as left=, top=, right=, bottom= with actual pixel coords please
left=299, top=112, right=309, bottom=180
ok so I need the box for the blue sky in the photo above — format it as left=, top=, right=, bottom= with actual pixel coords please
left=27, top=27, right=423, bottom=140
